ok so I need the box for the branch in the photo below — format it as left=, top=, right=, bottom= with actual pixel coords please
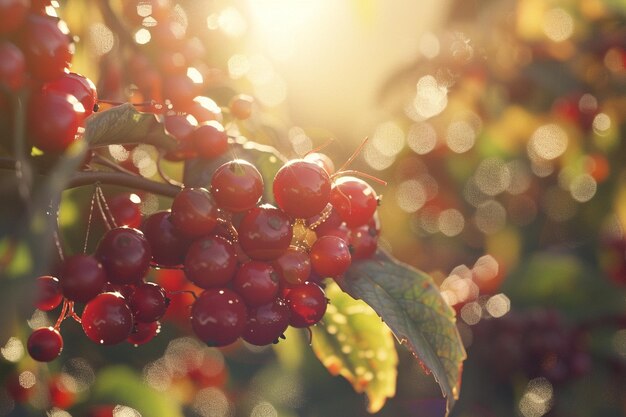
left=68, top=171, right=181, bottom=197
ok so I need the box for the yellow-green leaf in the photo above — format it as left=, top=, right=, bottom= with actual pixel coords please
left=337, top=249, right=466, bottom=416
left=311, top=282, right=398, bottom=413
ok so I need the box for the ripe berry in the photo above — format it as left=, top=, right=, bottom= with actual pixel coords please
left=304, top=152, right=335, bottom=175
left=35, top=275, right=63, bottom=311
left=232, top=261, right=279, bottom=307
left=96, top=227, right=152, bottom=284
left=273, top=246, right=311, bottom=286
left=27, top=327, right=63, bottom=362
left=238, top=205, right=293, bottom=261
left=82, top=292, right=134, bottom=345
left=43, top=72, right=98, bottom=116
left=163, top=73, right=197, bottom=107
left=141, top=210, right=190, bottom=266
left=349, top=223, right=379, bottom=260
left=186, top=96, right=222, bottom=123
left=28, top=90, right=85, bottom=153
left=59, top=254, right=106, bottom=303
left=107, top=193, right=142, bottom=229
left=0, top=0, right=28, bottom=34
left=127, top=321, right=161, bottom=346
left=0, top=41, right=25, bottom=91
left=329, top=176, right=378, bottom=227
left=285, top=282, right=327, bottom=328
left=243, top=298, right=290, bottom=346
left=20, top=14, right=73, bottom=81
left=210, top=160, right=264, bottom=212
left=229, top=94, right=254, bottom=120
left=184, top=235, right=238, bottom=288
left=273, top=160, right=331, bottom=218
left=191, top=121, right=229, bottom=159
left=310, top=235, right=352, bottom=278
left=129, top=282, right=169, bottom=323
left=170, top=188, right=219, bottom=238
left=191, top=288, right=247, bottom=347
left=307, top=205, right=343, bottom=237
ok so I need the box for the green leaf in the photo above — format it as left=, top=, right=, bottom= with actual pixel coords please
left=311, top=282, right=398, bottom=413
left=337, top=249, right=466, bottom=416
left=84, top=103, right=177, bottom=150
left=91, top=366, right=183, bottom=417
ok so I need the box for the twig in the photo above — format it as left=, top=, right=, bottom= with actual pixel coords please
left=67, top=171, right=181, bottom=197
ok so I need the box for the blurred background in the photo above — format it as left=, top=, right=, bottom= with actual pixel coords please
left=1, top=0, right=626, bottom=416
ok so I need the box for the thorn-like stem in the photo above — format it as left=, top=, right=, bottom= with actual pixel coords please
left=304, top=137, right=334, bottom=158
left=216, top=217, right=239, bottom=242
left=336, top=136, right=369, bottom=173
left=307, top=203, right=333, bottom=230
left=67, top=301, right=81, bottom=324
left=54, top=300, right=69, bottom=330
left=331, top=169, right=387, bottom=186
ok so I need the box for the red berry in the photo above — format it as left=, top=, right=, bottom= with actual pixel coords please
left=43, top=72, right=97, bottom=116
left=307, top=205, right=343, bottom=237
left=184, top=235, right=238, bottom=289
left=129, top=282, right=169, bottom=323
left=349, top=223, right=378, bottom=260
left=48, top=375, right=77, bottom=409
left=228, top=94, right=254, bottom=120
left=304, top=152, right=335, bottom=175
left=141, top=210, right=190, bottom=266
left=127, top=321, right=161, bottom=346
left=163, top=73, right=197, bottom=107
left=210, top=159, right=264, bottom=212
left=20, top=14, right=73, bottom=81
left=310, top=235, right=352, bottom=278
left=329, top=176, right=378, bottom=227
left=285, top=282, right=327, bottom=328
left=164, top=113, right=198, bottom=140
left=107, top=193, right=142, bottom=229
left=191, top=288, right=247, bottom=347
left=27, top=327, right=63, bottom=362
left=0, top=0, right=28, bottom=34
left=191, top=121, right=229, bottom=159
left=96, top=227, right=152, bottom=284
left=185, top=95, right=222, bottom=123
left=59, top=254, right=106, bottom=303
left=0, top=41, right=25, bottom=91
left=170, top=188, right=219, bottom=238
left=243, top=298, right=290, bottom=346
left=35, top=275, right=63, bottom=311
left=28, top=90, right=85, bottom=153
left=273, top=246, right=311, bottom=286
left=238, top=205, right=293, bottom=260
left=82, top=292, right=134, bottom=345
left=273, top=160, right=331, bottom=218
left=232, top=261, right=279, bottom=307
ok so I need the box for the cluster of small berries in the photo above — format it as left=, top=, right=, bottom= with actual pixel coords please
left=0, top=0, right=98, bottom=153
left=26, top=151, right=381, bottom=360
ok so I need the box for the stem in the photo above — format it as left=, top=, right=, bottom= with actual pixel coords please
left=91, top=153, right=139, bottom=176
left=336, top=136, right=369, bottom=173
left=67, top=171, right=182, bottom=197
left=331, top=170, right=387, bottom=186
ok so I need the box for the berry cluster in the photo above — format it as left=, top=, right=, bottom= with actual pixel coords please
left=26, top=152, right=382, bottom=360
left=0, top=0, right=97, bottom=153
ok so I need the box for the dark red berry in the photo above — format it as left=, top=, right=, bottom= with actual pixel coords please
left=102, top=283, right=136, bottom=300
left=238, top=205, right=293, bottom=260
left=141, top=210, right=190, bottom=266
left=20, top=14, right=73, bottom=81
left=185, top=95, right=222, bottom=123
left=210, top=159, right=264, bottom=212
left=303, top=152, right=335, bottom=175
left=164, top=113, right=198, bottom=140
left=191, top=121, right=229, bottom=159
left=96, top=227, right=152, bottom=284
left=273, top=159, right=331, bottom=218
left=28, top=90, right=85, bottom=153
left=191, top=288, right=247, bottom=347
left=308, top=205, right=343, bottom=237
left=0, top=0, right=28, bottom=34
left=127, top=321, right=161, bottom=346
left=310, top=235, right=352, bottom=278
left=35, top=275, right=63, bottom=311
left=59, top=254, right=106, bottom=303
left=232, top=261, right=279, bottom=307
left=285, top=282, right=327, bottom=328
left=0, top=41, right=25, bottom=91
left=184, top=235, right=238, bottom=288
left=48, top=375, right=76, bottom=409
left=329, top=176, right=378, bottom=227
left=243, top=298, right=290, bottom=346
left=27, top=327, right=63, bottom=362
left=163, top=73, right=197, bottom=107
left=43, top=72, right=97, bottom=116
left=273, top=246, right=311, bottom=286
left=81, top=292, right=134, bottom=345
left=170, top=188, right=219, bottom=238
left=107, top=193, right=142, bottom=229
left=349, top=223, right=378, bottom=260
left=129, top=282, right=169, bottom=323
